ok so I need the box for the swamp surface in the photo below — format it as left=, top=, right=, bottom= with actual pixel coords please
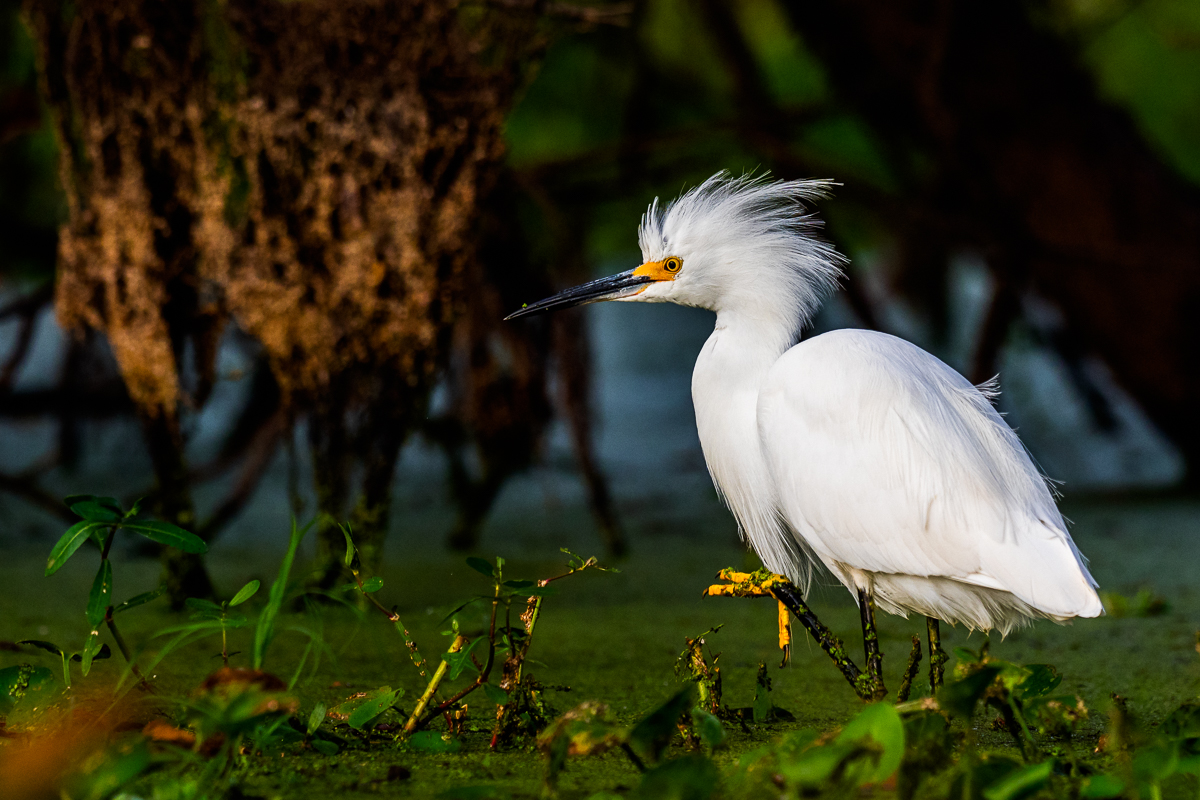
left=0, top=491, right=1197, bottom=798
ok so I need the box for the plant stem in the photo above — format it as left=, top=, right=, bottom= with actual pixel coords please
left=405, top=634, right=467, bottom=733
left=104, top=613, right=152, bottom=691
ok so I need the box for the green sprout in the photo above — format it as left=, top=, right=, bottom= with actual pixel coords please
left=42, top=494, right=207, bottom=687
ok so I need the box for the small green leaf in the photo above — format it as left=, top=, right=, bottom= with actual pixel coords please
left=46, top=520, right=108, bottom=576
left=255, top=518, right=312, bottom=670
left=80, top=632, right=103, bottom=676
left=836, top=702, right=905, bottom=784
left=125, top=497, right=145, bottom=519
left=340, top=524, right=357, bottom=569
left=1015, top=664, right=1062, bottom=700
left=953, top=646, right=981, bottom=663
left=692, top=708, right=726, bottom=751
left=19, top=639, right=64, bottom=657
left=311, top=738, right=338, bottom=756
left=446, top=637, right=486, bottom=681
left=0, top=665, right=56, bottom=713
left=230, top=580, right=261, bottom=607
left=112, top=586, right=166, bottom=615
left=78, top=740, right=151, bottom=798
left=482, top=683, right=509, bottom=706
left=362, top=577, right=384, bottom=593
left=982, top=759, right=1054, bottom=800
left=634, top=754, right=718, bottom=800
left=307, top=702, right=327, bottom=736
left=120, top=520, right=207, bottom=553
left=938, top=665, right=1002, bottom=719
left=222, top=611, right=250, bottom=628
left=502, top=579, right=536, bottom=588
left=185, top=597, right=225, bottom=619
left=345, top=686, right=403, bottom=731
left=629, top=686, right=696, bottom=766
left=1080, top=774, right=1125, bottom=799
left=466, top=557, right=496, bottom=578
left=86, top=560, right=114, bottom=629
left=70, top=499, right=123, bottom=523
left=70, top=643, right=111, bottom=663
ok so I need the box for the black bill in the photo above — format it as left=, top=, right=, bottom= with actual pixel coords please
left=504, top=269, right=654, bottom=320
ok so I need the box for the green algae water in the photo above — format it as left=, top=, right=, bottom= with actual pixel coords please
left=0, top=496, right=1197, bottom=798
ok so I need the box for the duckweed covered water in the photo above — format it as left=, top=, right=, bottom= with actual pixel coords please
left=0, top=496, right=1197, bottom=797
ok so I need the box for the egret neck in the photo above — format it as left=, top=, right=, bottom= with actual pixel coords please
left=692, top=306, right=802, bottom=583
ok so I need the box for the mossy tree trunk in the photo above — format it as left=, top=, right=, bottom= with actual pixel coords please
left=26, top=0, right=541, bottom=601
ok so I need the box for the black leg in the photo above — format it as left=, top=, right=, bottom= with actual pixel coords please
left=706, top=571, right=889, bottom=701
left=896, top=635, right=923, bottom=702
left=927, top=616, right=948, bottom=693
left=858, top=588, right=887, bottom=701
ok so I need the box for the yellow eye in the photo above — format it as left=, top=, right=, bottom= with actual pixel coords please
left=664, top=257, right=682, bottom=273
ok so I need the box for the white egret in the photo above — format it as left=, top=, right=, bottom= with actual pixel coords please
left=507, top=173, right=1102, bottom=698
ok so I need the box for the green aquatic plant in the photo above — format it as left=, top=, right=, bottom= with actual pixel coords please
left=42, top=495, right=206, bottom=687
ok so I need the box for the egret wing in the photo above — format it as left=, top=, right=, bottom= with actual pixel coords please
left=757, top=329, right=1100, bottom=618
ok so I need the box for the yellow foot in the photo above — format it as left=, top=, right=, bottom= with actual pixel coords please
left=703, top=569, right=793, bottom=666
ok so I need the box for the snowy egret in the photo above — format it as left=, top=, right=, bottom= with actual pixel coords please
left=507, top=173, right=1103, bottom=699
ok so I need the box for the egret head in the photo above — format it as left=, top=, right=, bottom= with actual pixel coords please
left=506, top=172, right=846, bottom=340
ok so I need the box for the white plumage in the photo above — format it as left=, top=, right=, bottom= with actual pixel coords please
left=512, top=172, right=1103, bottom=636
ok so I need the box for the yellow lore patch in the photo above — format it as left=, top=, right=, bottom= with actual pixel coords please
left=632, top=256, right=683, bottom=282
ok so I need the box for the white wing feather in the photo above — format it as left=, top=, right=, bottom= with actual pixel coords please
left=757, top=329, right=1102, bottom=628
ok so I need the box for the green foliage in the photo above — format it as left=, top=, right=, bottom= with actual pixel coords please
left=338, top=685, right=404, bottom=732
left=254, top=518, right=311, bottom=670
left=0, top=663, right=56, bottom=717
left=1100, top=589, right=1170, bottom=618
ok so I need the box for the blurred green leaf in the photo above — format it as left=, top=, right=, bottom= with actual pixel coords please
left=691, top=707, right=726, bottom=752
left=629, top=686, right=695, bottom=765
left=86, top=559, right=113, bottom=629
left=307, top=702, right=326, bottom=736
left=939, top=665, right=1002, bottom=719
left=111, top=586, right=166, bottom=615
left=120, top=520, right=207, bottom=554
left=446, top=637, right=486, bottom=681
left=340, top=524, right=357, bottom=568
left=311, top=738, right=338, bottom=756
left=345, top=686, right=403, bottom=731
left=72, top=740, right=151, bottom=800
left=466, top=557, right=496, bottom=578
left=633, top=753, right=718, bottom=800
left=982, top=759, right=1054, bottom=800
left=18, top=639, right=64, bottom=657
left=1080, top=774, right=1125, bottom=799
left=1015, top=664, right=1062, bottom=700
left=70, top=498, right=123, bottom=523
left=483, top=682, right=509, bottom=706
left=45, top=520, right=106, bottom=576
left=78, top=636, right=109, bottom=675
left=230, top=580, right=261, bottom=607
left=185, top=597, right=225, bottom=621
left=255, top=518, right=311, bottom=670
left=361, top=577, right=384, bottom=593
left=0, top=664, right=56, bottom=713
left=836, top=702, right=905, bottom=784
